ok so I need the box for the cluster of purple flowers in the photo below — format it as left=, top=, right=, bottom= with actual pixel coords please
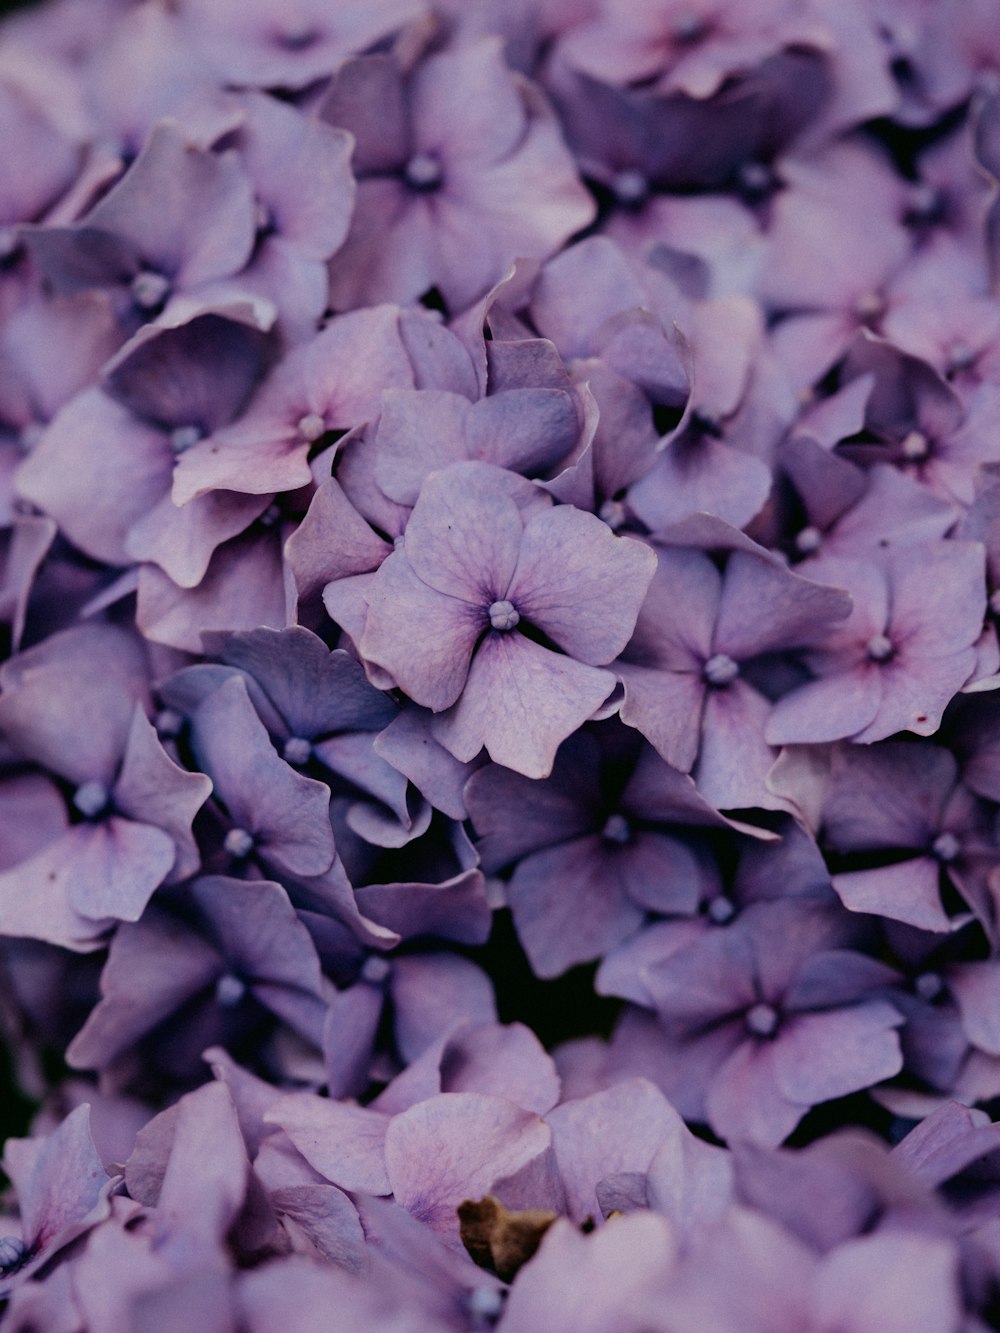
left=2, top=0, right=1000, bottom=1327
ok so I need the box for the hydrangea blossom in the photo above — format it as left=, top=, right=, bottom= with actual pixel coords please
left=2, top=1, right=1000, bottom=1329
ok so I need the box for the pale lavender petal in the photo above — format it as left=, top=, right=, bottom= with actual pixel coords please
left=813, top=1233, right=962, bottom=1333
left=546, top=1079, right=683, bottom=1225
left=67, top=912, right=221, bottom=1070
left=831, top=861, right=952, bottom=932
left=706, top=1038, right=805, bottom=1147
left=269, top=1185, right=365, bottom=1273
left=384, top=1092, right=551, bottom=1240
left=433, top=633, right=615, bottom=778
left=359, top=550, right=483, bottom=711
left=498, top=1212, right=675, bottom=1333
left=403, top=463, right=528, bottom=604
left=507, top=507, right=655, bottom=665
left=772, top=1004, right=903, bottom=1105
left=266, top=1095, right=390, bottom=1196
left=507, top=837, right=645, bottom=978
left=390, top=953, right=497, bottom=1064
left=2, top=1105, right=108, bottom=1252
left=113, top=707, right=212, bottom=882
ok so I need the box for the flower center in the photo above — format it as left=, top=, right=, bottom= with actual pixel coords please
left=914, top=970, right=944, bottom=1001
left=130, top=269, right=171, bottom=311
left=254, top=200, right=274, bottom=235
left=224, top=827, right=255, bottom=859
left=612, top=169, right=649, bottom=207
left=0, top=1236, right=26, bottom=1276
left=361, top=955, right=392, bottom=985
left=598, top=498, right=628, bottom=530
left=297, top=412, right=326, bottom=443
left=156, top=708, right=183, bottom=738
left=283, top=736, right=313, bottom=766
left=931, top=831, right=960, bottom=863
left=794, top=525, right=822, bottom=555
left=905, top=183, right=944, bottom=226
left=602, top=813, right=631, bottom=844
left=671, top=10, right=708, bottom=43
left=215, top=973, right=246, bottom=1007
left=706, top=894, right=736, bottom=924
left=489, top=600, right=520, bottom=632
left=745, top=1002, right=779, bottom=1038
left=73, top=780, right=109, bottom=819
left=899, top=429, right=930, bottom=461
left=467, top=1285, right=505, bottom=1324
left=866, top=634, right=894, bottom=662
left=737, top=161, right=775, bottom=202
left=703, top=653, right=739, bottom=686
left=947, top=341, right=975, bottom=374
left=854, top=291, right=885, bottom=324
left=170, top=424, right=202, bottom=454
left=404, top=153, right=443, bottom=192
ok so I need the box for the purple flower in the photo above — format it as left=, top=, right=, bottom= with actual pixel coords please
left=818, top=741, right=1000, bottom=935
left=766, top=541, right=986, bottom=746
left=617, top=537, right=850, bottom=808
left=0, top=623, right=210, bottom=948
left=323, top=38, right=595, bottom=312
left=465, top=721, right=743, bottom=976
left=26, top=122, right=257, bottom=327
left=340, top=461, right=655, bottom=778
left=641, top=898, right=903, bottom=1144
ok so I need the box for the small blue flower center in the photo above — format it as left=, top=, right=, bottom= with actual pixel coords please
left=598, top=498, right=628, bottom=530
left=361, top=955, right=392, bottom=985
left=73, top=780, right=109, bottom=819
left=170, top=424, right=202, bottom=454
left=737, top=161, right=775, bottom=202
left=404, top=153, right=443, bottom=192
left=915, top=970, right=944, bottom=1001
left=672, top=11, right=708, bottom=43
left=489, top=600, right=520, bottom=632
left=224, top=827, right=254, bottom=859
left=703, top=653, right=739, bottom=687
left=794, top=525, right=822, bottom=555
left=932, top=831, right=960, bottom=863
left=156, top=708, right=183, bottom=738
left=905, top=182, right=944, bottom=225
left=602, top=813, right=631, bottom=844
left=706, top=894, right=736, bottom=924
left=467, top=1285, right=505, bottom=1324
left=0, top=1236, right=26, bottom=1275
left=745, top=1002, right=779, bottom=1038
left=215, top=973, right=246, bottom=1007
left=130, top=269, right=171, bottom=310
left=866, top=634, right=894, bottom=662
left=297, top=412, right=326, bottom=443
left=612, top=169, right=649, bottom=207
left=283, top=736, right=313, bottom=766
left=900, top=429, right=930, bottom=460
left=254, top=200, right=274, bottom=235
left=855, top=291, right=884, bottom=324
left=947, top=341, right=975, bottom=374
